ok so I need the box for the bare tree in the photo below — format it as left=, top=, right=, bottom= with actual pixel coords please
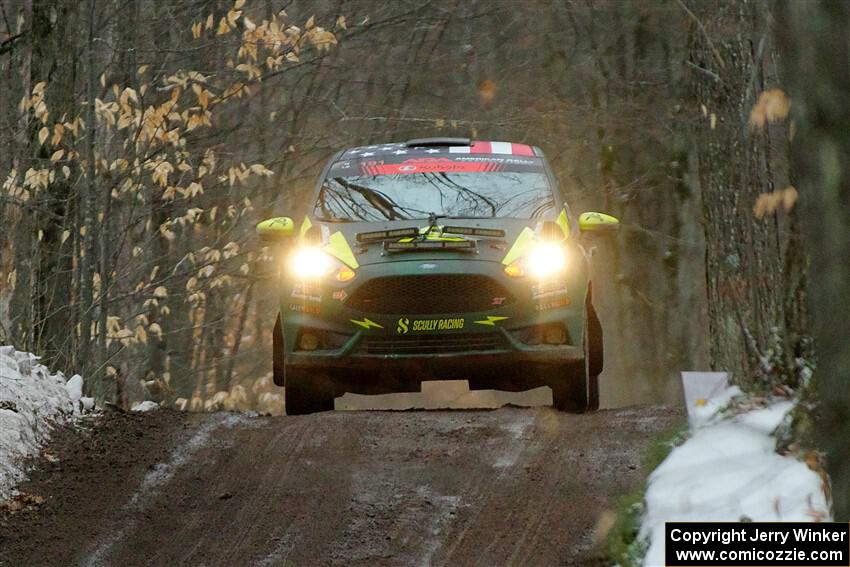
left=775, top=0, right=850, bottom=522
left=686, top=0, right=808, bottom=390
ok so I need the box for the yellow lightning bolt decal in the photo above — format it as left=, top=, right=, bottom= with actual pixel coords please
left=474, top=316, right=509, bottom=327
left=350, top=317, right=384, bottom=330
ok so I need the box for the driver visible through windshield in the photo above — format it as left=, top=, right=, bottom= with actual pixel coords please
left=314, top=155, right=555, bottom=222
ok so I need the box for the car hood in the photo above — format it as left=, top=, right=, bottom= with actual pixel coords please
left=314, top=218, right=544, bottom=267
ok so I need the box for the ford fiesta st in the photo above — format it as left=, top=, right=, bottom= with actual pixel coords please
left=257, top=138, right=619, bottom=414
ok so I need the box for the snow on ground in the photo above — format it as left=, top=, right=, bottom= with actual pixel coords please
left=0, top=345, right=90, bottom=501
left=640, top=387, right=831, bottom=567
left=131, top=400, right=160, bottom=412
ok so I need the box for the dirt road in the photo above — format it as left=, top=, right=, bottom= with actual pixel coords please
left=0, top=405, right=681, bottom=566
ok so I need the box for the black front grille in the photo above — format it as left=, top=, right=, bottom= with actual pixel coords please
left=359, top=333, right=506, bottom=355
left=346, top=275, right=513, bottom=315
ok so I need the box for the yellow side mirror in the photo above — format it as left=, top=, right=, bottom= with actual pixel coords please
left=256, top=217, right=295, bottom=242
left=579, top=211, right=620, bottom=233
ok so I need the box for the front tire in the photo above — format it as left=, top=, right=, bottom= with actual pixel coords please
left=284, top=367, right=335, bottom=415
left=551, top=288, right=602, bottom=413
left=273, top=314, right=285, bottom=387
left=586, top=292, right=603, bottom=379
left=550, top=362, right=588, bottom=412
left=584, top=305, right=602, bottom=412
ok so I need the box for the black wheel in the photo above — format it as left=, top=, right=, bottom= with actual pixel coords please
left=284, top=367, right=335, bottom=415
left=550, top=286, right=602, bottom=413
left=550, top=362, right=588, bottom=412
left=272, top=314, right=285, bottom=386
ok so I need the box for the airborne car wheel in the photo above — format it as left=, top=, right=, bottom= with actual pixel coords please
left=551, top=294, right=602, bottom=412
left=550, top=361, right=590, bottom=412
left=284, top=367, right=335, bottom=415
left=272, top=315, right=285, bottom=387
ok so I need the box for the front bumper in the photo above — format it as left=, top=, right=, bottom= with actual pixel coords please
left=279, top=257, right=587, bottom=389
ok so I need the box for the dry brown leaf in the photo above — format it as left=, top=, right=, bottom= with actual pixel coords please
left=754, top=186, right=797, bottom=218
left=750, top=88, right=791, bottom=128
left=479, top=80, right=496, bottom=104
left=1, top=493, right=45, bottom=513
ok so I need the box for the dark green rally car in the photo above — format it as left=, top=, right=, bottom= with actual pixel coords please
left=257, top=138, right=619, bottom=414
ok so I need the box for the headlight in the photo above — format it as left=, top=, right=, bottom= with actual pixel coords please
left=504, top=242, right=568, bottom=279
left=289, top=247, right=334, bottom=279
left=288, top=247, right=356, bottom=282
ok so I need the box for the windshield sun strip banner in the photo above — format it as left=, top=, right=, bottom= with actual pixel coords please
left=328, top=155, right=544, bottom=177
left=342, top=140, right=534, bottom=158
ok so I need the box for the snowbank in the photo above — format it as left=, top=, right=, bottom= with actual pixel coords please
left=131, top=400, right=160, bottom=412
left=640, top=387, right=831, bottom=566
left=0, top=345, right=90, bottom=501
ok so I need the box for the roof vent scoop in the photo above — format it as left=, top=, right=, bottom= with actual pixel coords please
left=405, top=137, right=471, bottom=148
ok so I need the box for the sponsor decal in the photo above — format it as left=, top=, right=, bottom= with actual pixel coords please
left=419, top=263, right=438, bottom=270
left=361, top=158, right=506, bottom=176
left=535, top=297, right=571, bottom=311
left=491, top=296, right=507, bottom=306
left=350, top=317, right=383, bottom=330
left=473, top=316, right=509, bottom=327
left=289, top=303, right=320, bottom=314
left=291, top=283, right=321, bottom=302
left=531, top=281, right=568, bottom=300
left=397, top=318, right=409, bottom=334
left=332, top=289, right=348, bottom=301
left=452, top=156, right=536, bottom=165
left=397, top=317, right=465, bottom=334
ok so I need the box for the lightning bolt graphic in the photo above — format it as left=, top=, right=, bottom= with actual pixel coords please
left=350, top=318, right=384, bottom=330
left=473, top=316, right=509, bottom=327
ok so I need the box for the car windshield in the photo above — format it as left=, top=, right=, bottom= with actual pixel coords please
left=313, top=157, right=556, bottom=222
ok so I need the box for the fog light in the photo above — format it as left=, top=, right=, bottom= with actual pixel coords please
left=299, top=331, right=320, bottom=351
left=543, top=325, right=567, bottom=345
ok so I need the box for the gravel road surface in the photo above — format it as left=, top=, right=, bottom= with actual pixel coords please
left=0, top=405, right=681, bottom=566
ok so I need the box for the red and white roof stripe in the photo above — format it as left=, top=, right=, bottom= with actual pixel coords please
left=448, top=141, right=535, bottom=156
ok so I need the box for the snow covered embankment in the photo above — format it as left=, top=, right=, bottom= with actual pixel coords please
left=0, top=345, right=92, bottom=501
left=640, top=387, right=831, bottom=567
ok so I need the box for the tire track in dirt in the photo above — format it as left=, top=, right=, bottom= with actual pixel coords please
left=0, top=405, right=682, bottom=567
left=81, top=413, right=253, bottom=567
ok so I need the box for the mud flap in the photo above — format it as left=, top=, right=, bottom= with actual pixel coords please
left=585, top=283, right=604, bottom=378
left=273, top=314, right=285, bottom=386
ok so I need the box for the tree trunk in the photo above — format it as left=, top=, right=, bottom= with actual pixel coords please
left=775, top=0, right=850, bottom=522
left=78, top=0, right=98, bottom=380
left=688, top=0, right=805, bottom=390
